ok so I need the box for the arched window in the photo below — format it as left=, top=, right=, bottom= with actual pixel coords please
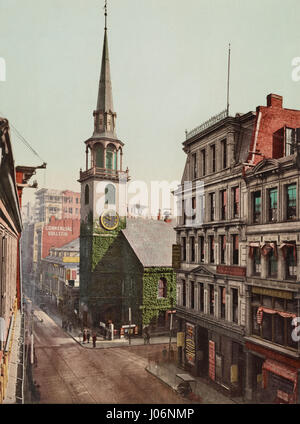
left=106, top=144, right=116, bottom=170
left=105, top=184, right=116, bottom=205
left=158, top=277, right=167, bottom=298
left=96, top=144, right=104, bottom=168
left=85, top=184, right=89, bottom=205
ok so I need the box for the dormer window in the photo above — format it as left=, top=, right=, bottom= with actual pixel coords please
left=285, top=128, right=296, bottom=156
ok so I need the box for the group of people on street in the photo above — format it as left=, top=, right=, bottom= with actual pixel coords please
left=62, top=320, right=73, bottom=332
left=81, top=329, right=97, bottom=348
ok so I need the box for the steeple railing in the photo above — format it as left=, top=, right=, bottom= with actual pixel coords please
left=79, top=167, right=129, bottom=181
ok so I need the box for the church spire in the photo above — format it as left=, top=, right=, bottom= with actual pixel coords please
left=93, top=0, right=117, bottom=137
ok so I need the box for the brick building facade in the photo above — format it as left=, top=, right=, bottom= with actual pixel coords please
left=175, top=94, right=300, bottom=403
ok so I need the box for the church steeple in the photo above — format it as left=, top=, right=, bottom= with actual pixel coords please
left=93, top=0, right=117, bottom=138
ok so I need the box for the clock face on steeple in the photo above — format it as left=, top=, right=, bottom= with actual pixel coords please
left=100, top=210, right=119, bottom=231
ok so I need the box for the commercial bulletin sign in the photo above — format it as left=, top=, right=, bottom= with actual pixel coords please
left=185, top=323, right=195, bottom=365
left=209, top=340, right=216, bottom=381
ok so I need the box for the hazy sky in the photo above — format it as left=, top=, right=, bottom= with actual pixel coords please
left=1, top=0, right=300, bottom=207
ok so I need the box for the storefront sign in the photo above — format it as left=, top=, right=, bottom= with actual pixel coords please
left=231, top=364, right=238, bottom=383
left=252, top=286, right=293, bottom=300
left=185, top=323, right=195, bottom=365
left=177, top=332, right=184, bottom=347
left=209, top=340, right=215, bottom=381
left=217, top=265, right=246, bottom=277
left=172, top=244, right=181, bottom=269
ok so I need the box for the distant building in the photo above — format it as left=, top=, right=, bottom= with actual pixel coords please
left=34, top=188, right=81, bottom=223
left=41, top=238, right=79, bottom=319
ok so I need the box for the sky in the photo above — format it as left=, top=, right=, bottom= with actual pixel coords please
left=1, top=0, right=300, bottom=209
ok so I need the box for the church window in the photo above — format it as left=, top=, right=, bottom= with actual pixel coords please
left=105, top=184, right=116, bottom=205
left=158, top=277, right=167, bottom=298
left=85, top=185, right=89, bottom=205
left=96, top=144, right=104, bottom=168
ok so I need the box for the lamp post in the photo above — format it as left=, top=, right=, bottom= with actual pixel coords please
left=168, top=287, right=174, bottom=358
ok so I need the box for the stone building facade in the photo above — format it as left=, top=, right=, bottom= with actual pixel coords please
left=175, top=94, right=300, bottom=403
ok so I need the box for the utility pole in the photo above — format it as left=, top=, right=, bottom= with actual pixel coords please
left=128, top=307, right=131, bottom=346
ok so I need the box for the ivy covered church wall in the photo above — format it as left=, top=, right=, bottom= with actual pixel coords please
left=142, top=268, right=176, bottom=327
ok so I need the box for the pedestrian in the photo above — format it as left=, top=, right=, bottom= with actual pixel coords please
left=143, top=331, right=147, bottom=345
left=92, top=333, right=97, bottom=348
left=146, top=330, right=151, bottom=345
left=83, top=329, right=87, bottom=343
left=87, top=329, right=91, bottom=343
left=162, top=346, right=167, bottom=360
left=69, top=322, right=72, bottom=332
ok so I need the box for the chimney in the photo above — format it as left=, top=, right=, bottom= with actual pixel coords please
left=266, top=93, right=283, bottom=109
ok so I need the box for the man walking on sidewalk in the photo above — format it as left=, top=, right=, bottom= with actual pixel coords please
left=92, top=333, right=97, bottom=348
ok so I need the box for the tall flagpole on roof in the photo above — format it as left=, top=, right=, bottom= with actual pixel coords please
left=227, top=43, right=231, bottom=116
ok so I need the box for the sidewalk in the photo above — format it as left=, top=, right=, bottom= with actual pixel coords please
left=146, top=361, right=247, bottom=404
left=43, top=305, right=176, bottom=348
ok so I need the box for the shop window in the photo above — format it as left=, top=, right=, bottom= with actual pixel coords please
left=220, top=190, right=227, bottom=220
left=232, top=187, right=239, bottom=218
left=286, top=184, right=296, bottom=220
left=232, top=235, right=239, bottom=265
left=232, top=288, right=238, bottom=324
left=158, top=277, right=167, bottom=298
left=220, top=235, right=226, bottom=264
left=253, top=191, right=261, bottom=223
left=268, top=188, right=278, bottom=222
left=274, top=314, right=285, bottom=345
left=287, top=317, right=298, bottom=349
left=262, top=312, right=272, bottom=342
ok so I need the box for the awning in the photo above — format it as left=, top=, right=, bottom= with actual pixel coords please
left=279, top=243, right=297, bottom=260
left=263, top=359, right=297, bottom=386
left=261, top=243, right=277, bottom=257
left=256, top=306, right=296, bottom=324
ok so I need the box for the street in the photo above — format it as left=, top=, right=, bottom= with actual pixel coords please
left=30, top=309, right=188, bottom=404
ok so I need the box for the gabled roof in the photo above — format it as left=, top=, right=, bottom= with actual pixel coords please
left=122, top=218, right=176, bottom=268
